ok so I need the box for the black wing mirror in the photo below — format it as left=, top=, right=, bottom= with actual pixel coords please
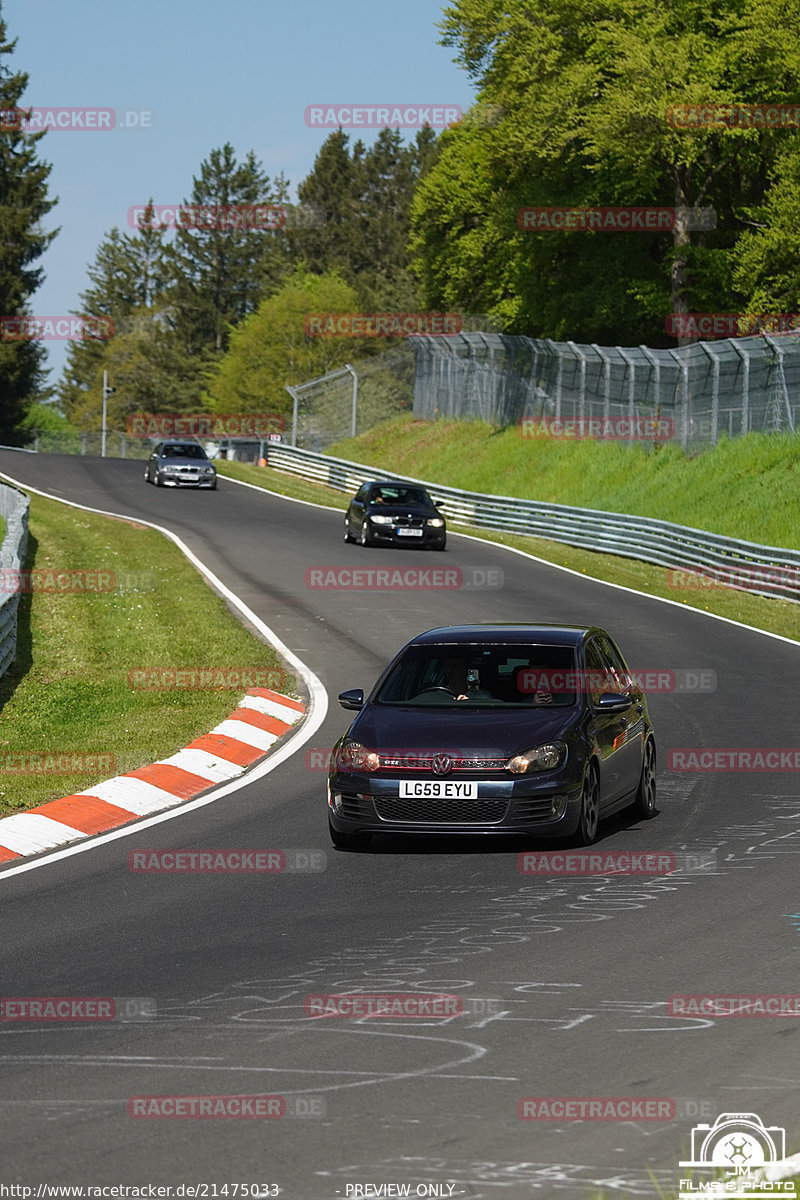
left=338, top=688, right=364, bottom=711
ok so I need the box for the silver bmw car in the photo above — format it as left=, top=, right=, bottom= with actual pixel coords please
left=144, top=441, right=217, bottom=489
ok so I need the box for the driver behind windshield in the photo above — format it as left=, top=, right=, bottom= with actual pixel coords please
left=442, top=655, right=493, bottom=702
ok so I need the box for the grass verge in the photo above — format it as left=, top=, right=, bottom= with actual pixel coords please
left=0, top=492, right=297, bottom=818
left=328, top=415, right=800, bottom=551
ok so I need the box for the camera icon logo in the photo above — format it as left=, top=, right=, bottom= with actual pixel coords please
left=680, top=1111, right=785, bottom=1171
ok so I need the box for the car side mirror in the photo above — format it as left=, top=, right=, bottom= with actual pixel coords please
left=433, top=499, right=445, bottom=508
left=595, top=692, right=629, bottom=712
left=338, top=688, right=364, bottom=711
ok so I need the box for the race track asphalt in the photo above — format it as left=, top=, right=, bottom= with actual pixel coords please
left=1, top=451, right=799, bottom=1199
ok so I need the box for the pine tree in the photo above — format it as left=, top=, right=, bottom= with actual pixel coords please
left=58, top=210, right=172, bottom=422
left=165, top=144, right=284, bottom=355
left=0, top=2, right=58, bottom=442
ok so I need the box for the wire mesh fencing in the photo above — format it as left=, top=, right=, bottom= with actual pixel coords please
left=410, top=331, right=800, bottom=449
left=285, top=345, right=416, bottom=450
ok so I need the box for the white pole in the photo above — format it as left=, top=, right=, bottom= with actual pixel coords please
left=346, top=363, right=358, bottom=438
left=101, top=370, right=108, bottom=458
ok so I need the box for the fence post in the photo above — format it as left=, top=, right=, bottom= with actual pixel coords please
left=617, top=347, right=636, bottom=444
left=568, top=341, right=587, bottom=424
left=699, top=342, right=721, bottom=444
left=667, top=349, right=690, bottom=449
left=730, top=340, right=751, bottom=435
left=762, top=335, right=795, bottom=433
left=592, top=345, right=611, bottom=424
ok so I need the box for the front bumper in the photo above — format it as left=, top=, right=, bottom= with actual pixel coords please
left=367, top=524, right=445, bottom=547
left=328, top=769, right=584, bottom=838
left=161, top=473, right=216, bottom=488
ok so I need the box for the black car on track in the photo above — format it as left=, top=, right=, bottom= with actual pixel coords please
left=327, top=624, right=657, bottom=850
left=343, top=480, right=446, bottom=550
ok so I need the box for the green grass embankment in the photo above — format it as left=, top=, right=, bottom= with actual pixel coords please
left=0, top=493, right=297, bottom=817
left=217, top=420, right=800, bottom=642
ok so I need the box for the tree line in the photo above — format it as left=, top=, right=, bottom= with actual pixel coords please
left=3, top=0, right=800, bottom=442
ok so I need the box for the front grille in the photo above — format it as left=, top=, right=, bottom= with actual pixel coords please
left=374, top=795, right=508, bottom=824
left=511, top=796, right=558, bottom=823
left=379, top=757, right=507, bottom=773
left=394, top=516, right=424, bottom=527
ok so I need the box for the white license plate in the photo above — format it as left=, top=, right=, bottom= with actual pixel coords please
left=398, top=780, right=478, bottom=798
left=396, top=528, right=423, bottom=537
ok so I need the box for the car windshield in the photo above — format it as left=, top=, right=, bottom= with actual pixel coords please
left=369, top=486, right=431, bottom=507
left=162, top=444, right=207, bottom=459
left=375, top=644, right=580, bottom=707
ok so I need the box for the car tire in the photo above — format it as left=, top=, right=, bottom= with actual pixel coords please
left=329, top=821, right=370, bottom=851
left=144, top=469, right=151, bottom=483
left=572, top=764, right=600, bottom=846
left=154, top=471, right=163, bottom=487
left=343, top=518, right=355, bottom=543
left=359, top=523, right=371, bottom=547
left=629, top=737, right=657, bottom=821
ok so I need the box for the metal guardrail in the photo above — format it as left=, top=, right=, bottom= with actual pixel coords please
left=0, top=483, right=30, bottom=678
left=261, top=443, right=800, bottom=604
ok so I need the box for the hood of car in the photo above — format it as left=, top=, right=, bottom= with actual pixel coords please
left=345, top=704, right=576, bottom=759
left=366, top=503, right=438, bottom=517
left=160, top=456, right=212, bottom=467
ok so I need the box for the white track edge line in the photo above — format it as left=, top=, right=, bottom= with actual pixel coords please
left=222, top=470, right=800, bottom=648
left=0, top=471, right=329, bottom=881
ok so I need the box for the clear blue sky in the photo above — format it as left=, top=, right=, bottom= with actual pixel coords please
left=4, top=0, right=476, bottom=388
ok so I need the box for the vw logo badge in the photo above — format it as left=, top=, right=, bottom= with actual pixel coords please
left=432, top=754, right=453, bottom=776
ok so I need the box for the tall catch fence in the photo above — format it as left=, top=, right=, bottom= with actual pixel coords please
left=286, top=345, right=415, bottom=451
left=411, top=332, right=800, bottom=449
left=0, top=482, right=30, bottom=680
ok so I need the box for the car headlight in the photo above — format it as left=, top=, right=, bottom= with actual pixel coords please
left=506, top=742, right=566, bottom=774
left=335, top=740, right=380, bottom=772
left=202, top=466, right=215, bottom=474
left=426, top=518, right=445, bottom=527
left=160, top=464, right=178, bottom=472
left=369, top=515, right=393, bottom=525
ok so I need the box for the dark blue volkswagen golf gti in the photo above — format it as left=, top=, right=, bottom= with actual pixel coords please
left=327, top=624, right=657, bottom=850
